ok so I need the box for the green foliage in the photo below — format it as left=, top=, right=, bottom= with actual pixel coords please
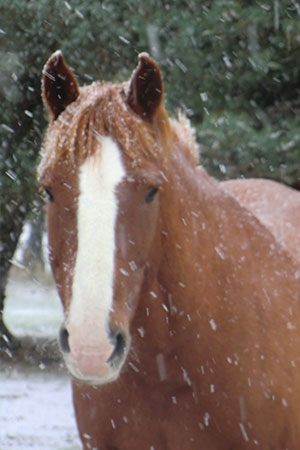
left=154, top=0, right=300, bottom=183
left=199, top=112, right=300, bottom=184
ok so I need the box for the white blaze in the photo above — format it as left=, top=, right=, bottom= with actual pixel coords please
left=68, top=137, right=125, bottom=344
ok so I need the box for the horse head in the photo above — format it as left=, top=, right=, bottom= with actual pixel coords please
left=39, top=51, right=170, bottom=385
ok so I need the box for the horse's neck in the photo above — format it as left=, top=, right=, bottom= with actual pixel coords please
left=157, top=148, right=287, bottom=309
left=159, top=151, right=225, bottom=290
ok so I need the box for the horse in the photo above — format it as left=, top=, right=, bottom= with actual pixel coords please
left=221, top=178, right=300, bottom=259
left=39, top=51, right=300, bottom=449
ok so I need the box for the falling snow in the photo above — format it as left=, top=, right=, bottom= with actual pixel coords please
left=239, top=423, right=249, bottom=442
left=215, top=246, right=226, bottom=260
left=181, top=366, right=192, bottom=386
left=137, top=326, right=145, bottom=338
left=120, top=267, right=129, bottom=277
left=149, top=291, right=158, bottom=298
left=128, top=260, right=137, bottom=271
left=128, top=362, right=140, bottom=373
left=209, top=318, right=217, bottom=331
left=156, top=353, right=167, bottom=381
left=203, top=412, right=210, bottom=427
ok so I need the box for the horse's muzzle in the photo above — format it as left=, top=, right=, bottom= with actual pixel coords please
left=58, top=323, right=129, bottom=385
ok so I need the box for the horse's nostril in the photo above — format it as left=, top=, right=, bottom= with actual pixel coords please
left=59, top=326, right=70, bottom=354
left=107, top=332, right=127, bottom=366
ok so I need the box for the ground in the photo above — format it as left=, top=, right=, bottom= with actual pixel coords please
left=0, top=269, right=81, bottom=450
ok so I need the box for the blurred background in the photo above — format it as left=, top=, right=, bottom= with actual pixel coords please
left=0, top=0, right=300, bottom=448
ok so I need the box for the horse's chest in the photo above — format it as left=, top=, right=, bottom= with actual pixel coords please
left=73, top=379, right=241, bottom=450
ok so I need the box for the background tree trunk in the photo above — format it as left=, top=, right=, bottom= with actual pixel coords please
left=22, top=207, right=45, bottom=274
left=0, top=199, right=27, bottom=352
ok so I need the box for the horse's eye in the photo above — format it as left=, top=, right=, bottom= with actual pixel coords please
left=44, top=187, right=54, bottom=202
left=145, top=186, right=159, bottom=203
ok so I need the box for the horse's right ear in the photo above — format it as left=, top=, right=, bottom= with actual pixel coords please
left=127, top=53, right=163, bottom=122
left=42, top=50, right=79, bottom=120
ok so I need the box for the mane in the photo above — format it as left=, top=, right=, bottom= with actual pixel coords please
left=170, top=111, right=199, bottom=166
left=38, top=81, right=199, bottom=182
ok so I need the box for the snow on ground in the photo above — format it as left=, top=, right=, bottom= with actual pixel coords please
left=0, top=366, right=81, bottom=450
left=4, top=272, right=63, bottom=339
left=1, top=271, right=82, bottom=450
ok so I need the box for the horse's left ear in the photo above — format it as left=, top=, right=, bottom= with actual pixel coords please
left=42, top=50, right=79, bottom=120
left=127, top=53, right=163, bottom=122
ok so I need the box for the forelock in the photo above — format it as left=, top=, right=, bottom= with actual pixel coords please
left=38, top=81, right=173, bottom=183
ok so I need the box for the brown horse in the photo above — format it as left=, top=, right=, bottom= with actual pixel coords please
left=39, top=51, right=300, bottom=449
left=221, top=178, right=300, bottom=259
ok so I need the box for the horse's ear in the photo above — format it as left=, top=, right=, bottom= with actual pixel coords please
left=42, top=50, right=79, bottom=120
left=127, top=53, right=163, bottom=122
